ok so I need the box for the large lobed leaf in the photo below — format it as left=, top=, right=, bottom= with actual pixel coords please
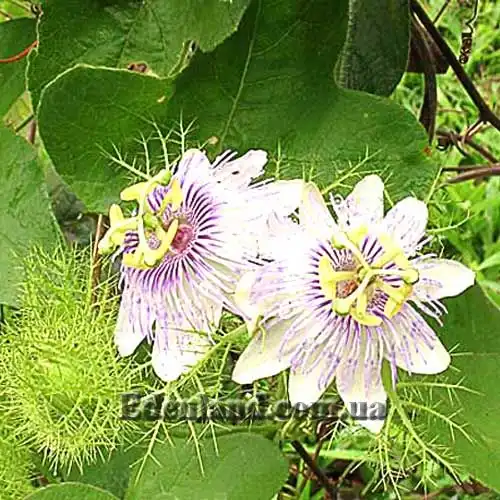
left=0, top=125, right=58, bottom=306
left=37, top=66, right=174, bottom=213
left=37, top=0, right=438, bottom=213
left=26, top=483, right=118, bottom=499
left=28, top=0, right=251, bottom=107
left=335, top=0, right=410, bottom=96
left=0, top=18, right=36, bottom=117
left=167, top=0, right=437, bottom=202
left=126, top=433, right=289, bottom=500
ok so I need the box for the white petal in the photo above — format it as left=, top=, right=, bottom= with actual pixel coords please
left=256, top=212, right=302, bottom=261
left=115, top=291, right=149, bottom=357
left=333, top=175, right=384, bottom=230
left=234, top=271, right=261, bottom=333
left=175, top=149, right=211, bottom=181
left=152, top=315, right=211, bottom=382
left=381, top=197, right=428, bottom=255
left=299, top=182, right=338, bottom=239
left=211, top=149, right=267, bottom=189
left=336, top=336, right=387, bottom=434
left=254, top=179, right=305, bottom=217
left=288, top=345, right=334, bottom=409
left=232, top=318, right=300, bottom=384
left=388, top=305, right=451, bottom=375
left=412, top=258, right=475, bottom=300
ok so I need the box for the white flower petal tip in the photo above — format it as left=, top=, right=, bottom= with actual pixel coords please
left=152, top=355, right=186, bottom=382
left=115, top=336, right=140, bottom=357
left=382, top=197, right=428, bottom=255
left=299, top=182, right=337, bottom=238
left=234, top=271, right=260, bottom=333
left=242, top=149, right=268, bottom=165
left=114, top=318, right=146, bottom=357
left=231, top=369, right=255, bottom=386
left=231, top=347, right=286, bottom=386
left=409, top=339, right=451, bottom=375
left=336, top=174, right=385, bottom=228
left=413, top=258, right=475, bottom=300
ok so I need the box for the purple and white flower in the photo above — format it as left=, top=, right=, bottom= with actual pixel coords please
left=232, top=175, right=475, bottom=432
left=99, top=149, right=303, bottom=382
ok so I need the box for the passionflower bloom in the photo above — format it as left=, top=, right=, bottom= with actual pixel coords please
left=99, top=148, right=302, bottom=381
left=232, top=175, right=475, bottom=432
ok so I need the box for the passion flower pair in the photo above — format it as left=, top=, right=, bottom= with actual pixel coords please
left=100, top=149, right=474, bottom=432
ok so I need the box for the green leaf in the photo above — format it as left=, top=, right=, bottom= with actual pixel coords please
left=126, top=433, right=288, bottom=500
left=0, top=125, right=58, bottom=306
left=167, top=0, right=437, bottom=201
left=63, top=446, right=144, bottom=498
left=37, top=66, right=174, bottom=212
left=478, top=252, right=500, bottom=271
left=28, top=0, right=251, bottom=107
left=335, top=0, right=410, bottom=96
left=64, top=445, right=144, bottom=498
left=0, top=18, right=36, bottom=116
left=418, top=286, right=500, bottom=490
left=25, top=483, right=118, bottom=499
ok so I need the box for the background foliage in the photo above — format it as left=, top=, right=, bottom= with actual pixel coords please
left=0, top=0, right=499, bottom=498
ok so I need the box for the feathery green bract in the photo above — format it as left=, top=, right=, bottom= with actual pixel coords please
left=0, top=246, right=137, bottom=474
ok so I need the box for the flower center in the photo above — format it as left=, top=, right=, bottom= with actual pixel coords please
left=318, top=227, right=419, bottom=326
left=98, top=170, right=187, bottom=269
left=170, top=223, right=194, bottom=253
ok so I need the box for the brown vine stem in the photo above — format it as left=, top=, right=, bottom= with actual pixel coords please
left=27, top=119, right=37, bottom=145
left=0, top=40, right=38, bottom=64
left=291, top=440, right=337, bottom=499
left=411, top=0, right=500, bottom=132
left=436, top=129, right=499, bottom=164
left=445, top=163, right=500, bottom=183
left=411, top=17, right=438, bottom=142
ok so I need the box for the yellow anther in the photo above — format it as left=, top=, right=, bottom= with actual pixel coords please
left=384, top=297, right=401, bottom=318
left=120, top=182, right=150, bottom=202
left=143, top=219, right=180, bottom=267
left=122, top=250, right=149, bottom=269
left=159, top=178, right=183, bottom=214
left=109, top=204, right=124, bottom=225
left=151, top=169, right=171, bottom=185
left=318, top=256, right=336, bottom=299
left=351, top=309, right=383, bottom=326
left=120, top=170, right=171, bottom=203
left=400, top=268, right=419, bottom=284
left=98, top=205, right=140, bottom=255
left=356, top=289, right=368, bottom=317
left=372, top=232, right=410, bottom=269
left=349, top=225, right=369, bottom=246
left=378, top=282, right=409, bottom=303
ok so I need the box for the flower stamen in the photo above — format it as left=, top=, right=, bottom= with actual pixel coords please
left=99, top=169, right=187, bottom=268
left=319, top=229, right=420, bottom=326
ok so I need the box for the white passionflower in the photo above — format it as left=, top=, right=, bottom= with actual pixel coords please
left=232, top=175, right=475, bottom=432
left=99, top=148, right=303, bottom=382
